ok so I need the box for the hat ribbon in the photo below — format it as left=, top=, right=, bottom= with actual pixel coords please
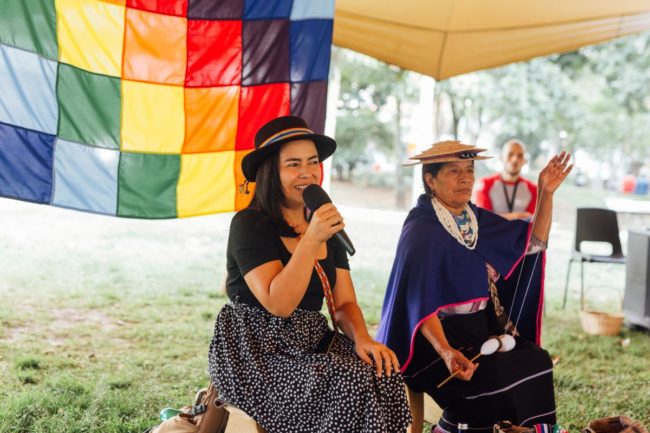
left=259, top=127, right=314, bottom=149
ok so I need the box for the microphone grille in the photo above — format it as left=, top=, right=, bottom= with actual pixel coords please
left=303, top=184, right=331, bottom=211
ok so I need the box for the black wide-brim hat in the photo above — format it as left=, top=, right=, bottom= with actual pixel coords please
left=241, top=116, right=337, bottom=182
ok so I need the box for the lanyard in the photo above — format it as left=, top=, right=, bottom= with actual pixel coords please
left=501, top=179, right=520, bottom=213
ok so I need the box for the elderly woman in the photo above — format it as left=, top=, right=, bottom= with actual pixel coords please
left=208, top=116, right=411, bottom=433
left=378, top=141, right=572, bottom=433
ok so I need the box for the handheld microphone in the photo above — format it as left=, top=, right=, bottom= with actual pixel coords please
left=302, top=184, right=356, bottom=256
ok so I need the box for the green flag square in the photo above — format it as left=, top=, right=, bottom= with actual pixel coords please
left=57, top=64, right=121, bottom=149
left=118, top=152, right=180, bottom=218
left=0, top=0, right=58, bottom=60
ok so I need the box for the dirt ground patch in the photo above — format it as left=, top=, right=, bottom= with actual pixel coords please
left=3, top=307, right=132, bottom=346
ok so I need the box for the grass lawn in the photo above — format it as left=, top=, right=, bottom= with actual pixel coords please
left=0, top=183, right=649, bottom=433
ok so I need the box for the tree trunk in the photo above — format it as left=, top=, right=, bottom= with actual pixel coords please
left=449, top=96, right=460, bottom=140
left=434, top=89, right=444, bottom=140
left=394, top=98, right=407, bottom=208
left=348, top=161, right=357, bottom=182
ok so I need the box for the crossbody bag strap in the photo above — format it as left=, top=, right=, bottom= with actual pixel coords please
left=295, top=233, right=339, bottom=333
left=313, top=260, right=339, bottom=333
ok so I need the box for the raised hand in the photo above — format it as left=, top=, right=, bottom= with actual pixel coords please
left=538, top=151, right=573, bottom=194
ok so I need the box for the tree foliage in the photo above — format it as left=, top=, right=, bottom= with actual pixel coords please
left=334, top=30, right=650, bottom=191
left=334, top=48, right=417, bottom=205
left=437, top=31, right=650, bottom=162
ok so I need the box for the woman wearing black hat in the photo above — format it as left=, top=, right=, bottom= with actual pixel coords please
left=207, top=116, right=412, bottom=433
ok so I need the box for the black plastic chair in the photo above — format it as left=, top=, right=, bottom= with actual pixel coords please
left=562, top=208, right=626, bottom=309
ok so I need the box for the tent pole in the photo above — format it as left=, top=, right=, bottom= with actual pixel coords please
left=322, top=48, right=342, bottom=193
left=410, top=75, right=436, bottom=206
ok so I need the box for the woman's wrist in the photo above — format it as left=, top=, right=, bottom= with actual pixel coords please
left=538, top=180, right=557, bottom=196
left=346, top=319, right=371, bottom=344
left=354, top=332, right=373, bottom=344
left=300, top=231, right=324, bottom=250
left=296, top=235, right=322, bottom=257
left=432, top=342, right=454, bottom=357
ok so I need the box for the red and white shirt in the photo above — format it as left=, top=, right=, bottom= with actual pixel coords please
left=474, top=173, right=537, bottom=215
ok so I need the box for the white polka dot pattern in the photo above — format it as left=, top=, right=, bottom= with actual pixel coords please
left=208, top=303, right=412, bottom=433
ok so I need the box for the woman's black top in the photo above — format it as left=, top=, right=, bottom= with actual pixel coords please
left=226, top=208, right=350, bottom=312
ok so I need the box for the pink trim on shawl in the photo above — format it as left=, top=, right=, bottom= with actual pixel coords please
left=535, top=252, right=547, bottom=345
left=400, top=297, right=490, bottom=372
left=401, top=222, right=546, bottom=372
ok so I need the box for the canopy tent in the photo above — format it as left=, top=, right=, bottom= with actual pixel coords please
left=333, top=0, right=650, bottom=80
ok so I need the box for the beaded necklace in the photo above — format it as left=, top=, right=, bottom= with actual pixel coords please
left=431, top=197, right=478, bottom=249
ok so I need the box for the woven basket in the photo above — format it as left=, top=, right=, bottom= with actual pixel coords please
left=580, top=310, right=624, bottom=336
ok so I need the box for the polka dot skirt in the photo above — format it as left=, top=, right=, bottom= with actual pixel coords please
left=208, top=303, right=412, bottom=433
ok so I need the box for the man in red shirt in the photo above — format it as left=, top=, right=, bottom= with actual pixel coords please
left=474, top=139, right=537, bottom=220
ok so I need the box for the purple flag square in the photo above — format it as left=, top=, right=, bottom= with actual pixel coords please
left=242, top=20, right=290, bottom=86
left=291, top=81, right=328, bottom=133
left=188, top=0, right=244, bottom=19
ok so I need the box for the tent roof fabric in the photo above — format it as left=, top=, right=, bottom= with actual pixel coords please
left=333, top=0, right=650, bottom=79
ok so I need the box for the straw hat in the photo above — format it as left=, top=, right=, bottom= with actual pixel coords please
left=405, top=140, right=491, bottom=166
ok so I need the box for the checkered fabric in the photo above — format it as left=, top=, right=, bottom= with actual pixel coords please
left=0, top=0, right=333, bottom=218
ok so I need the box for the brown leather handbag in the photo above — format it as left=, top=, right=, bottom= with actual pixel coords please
left=146, top=383, right=265, bottom=433
left=493, top=420, right=534, bottom=433
left=582, top=416, right=648, bottom=433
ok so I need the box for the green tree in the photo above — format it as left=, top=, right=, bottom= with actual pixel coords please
left=334, top=48, right=417, bottom=207
left=575, top=33, right=650, bottom=160
left=437, top=58, right=582, bottom=158
left=335, top=30, right=650, bottom=200
left=332, top=109, right=392, bottom=181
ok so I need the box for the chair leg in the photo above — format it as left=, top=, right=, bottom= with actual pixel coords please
left=580, top=260, right=585, bottom=310
left=406, top=386, right=424, bottom=433
left=562, top=259, right=574, bottom=309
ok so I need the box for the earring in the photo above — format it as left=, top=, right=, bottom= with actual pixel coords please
left=239, top=180, right=251, bottom=195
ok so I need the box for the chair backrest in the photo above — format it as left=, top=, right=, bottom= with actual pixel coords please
left=574, top=207, right=624, bottom=257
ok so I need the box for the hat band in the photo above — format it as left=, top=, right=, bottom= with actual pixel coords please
left=259, top=127, right=314, bottom=149
left=416, top=152, right=483, bottom=164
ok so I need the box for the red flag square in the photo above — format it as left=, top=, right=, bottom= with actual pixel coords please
left=236, top=83, right=290, bottom=150
left=186, top=19, right=242, bottom=87
left=126, top=0, right=187, bottom=16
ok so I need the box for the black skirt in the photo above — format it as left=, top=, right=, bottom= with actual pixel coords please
left=208, top=303, right=412, bottom=433
left=403, top=309, right=556, bottom=433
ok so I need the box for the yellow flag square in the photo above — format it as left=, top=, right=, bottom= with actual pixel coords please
left=177, top=151, right=236, bottom=217
left=56, top=0, right=125, bottom=76
left=121, top=80, right=185, bottom=154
